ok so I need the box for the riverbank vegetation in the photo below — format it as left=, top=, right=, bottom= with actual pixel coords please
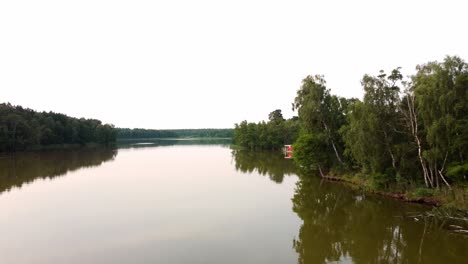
left=233, top=110, right=300, bottom=150
left=0, top=103, right=116, bottom=152
left=234, top=56, right=468, bottom=209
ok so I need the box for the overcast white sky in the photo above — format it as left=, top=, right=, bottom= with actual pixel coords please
left=1, top=0, right=467, bottom=129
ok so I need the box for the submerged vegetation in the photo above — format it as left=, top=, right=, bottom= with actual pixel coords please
left=234, top=56, right=468, bottom=209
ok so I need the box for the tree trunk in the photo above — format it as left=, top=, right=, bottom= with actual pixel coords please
left=417, top=138, right=430, bottom=187
left=322, top=122, right=344, bottom=165
left=318, top=165, right=325, bottom=178
left=330, top=140, right=344, bottom=164
left=428, top=165, right=434, bottom=188
left=438, top=170, right=451, bottom=189
left=438, top=153, right=451, bottom=189
left=402, top=92, right=432, bottom=188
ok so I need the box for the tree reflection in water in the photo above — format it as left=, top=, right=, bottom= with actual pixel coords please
left=0, top=148, right=117, bottom=195
left=292, top=176, right=468, bottom=264
left=231, top=149, right=296, bottom=183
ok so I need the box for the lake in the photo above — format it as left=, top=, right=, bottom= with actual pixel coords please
left=0, top=140, right=466, bottom=263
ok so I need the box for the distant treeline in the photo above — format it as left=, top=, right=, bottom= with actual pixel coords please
left=233, top=110, right=300, bottom=151
left=118, top=138, right=232, bottom=149
left=0, top=103, right=116, bottom=152
left=116, top=128, right=234, bottom=139
left=235, top=56, right=468, bottom=191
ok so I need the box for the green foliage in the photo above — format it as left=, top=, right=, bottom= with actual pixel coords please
left=411, top=56, right=468, bottom=188
left=0, top=103, right=116, bottom=152
left=293, top=133, right=330, bottom=176
left=342, top=68, right=405, bottom=181
left=368, top=172, right=394, bottom=190
left=233, top=110, right=299, bottom=151
left=409, top=187, right=436, bottom=198
left=286, top=55, right=467, bottom=190
left=268, top=109, right=285, bottom=123
left=447, top=162, right=468, bottom=181
left=292, top=75, right=351, bottom=167
left=117, top=128, right=178, bottom=139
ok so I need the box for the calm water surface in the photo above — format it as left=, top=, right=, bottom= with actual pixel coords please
left=0, top=141, right=466, bottom=263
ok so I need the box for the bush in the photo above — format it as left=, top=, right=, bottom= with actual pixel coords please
left=410, top=187, right=435, bottom=198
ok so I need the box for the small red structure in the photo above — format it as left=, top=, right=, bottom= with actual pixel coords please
left=283, top=145, right=293, bottom=159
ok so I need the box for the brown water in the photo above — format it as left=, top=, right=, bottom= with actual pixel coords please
left=0, top=141, right=466, bottom=263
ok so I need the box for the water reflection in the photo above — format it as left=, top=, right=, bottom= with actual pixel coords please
left=292, top=177, right=468, bottom=264
left=0, top=144, right=300, bottom=264
left=0, top=148, right=117, bottom=195
left=0, top=144, right=466, bottom=264
left=231, top=150, right=296, bottom=183
left=118, top=138, right=232, bottom=149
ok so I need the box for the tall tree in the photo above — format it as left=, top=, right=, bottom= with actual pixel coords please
left=293, top=75, right=347, bottom=165
left=342, top=69, right=404, bottom=187
left=411, top=56, right=468, bottom=187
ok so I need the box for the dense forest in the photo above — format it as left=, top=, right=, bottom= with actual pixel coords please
left=0, top=104, right=233, bottom=152
left=117, top=128, right=233, bottom=139
left=233, top=110, right=300, bottom=150
left=0, top=103, right=116, bottom=152
left=234, top=56, right=468, bottom=194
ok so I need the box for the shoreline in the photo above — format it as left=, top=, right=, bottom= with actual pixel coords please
left=322, top=175, right=439, bottom=206
left=320, top=175, right=466, bottom=210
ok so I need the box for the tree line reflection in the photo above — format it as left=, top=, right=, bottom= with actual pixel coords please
left=231, top=150, right=296, bottom=183
left=0, top=140, right=231, bottom=195
left=232, top=149, right=467, bottom=263
left=1, top=145, right=466, bottom=263
left=292, top=177, right=468, bottom=264
left=0, top=148, right=117, bottom=195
